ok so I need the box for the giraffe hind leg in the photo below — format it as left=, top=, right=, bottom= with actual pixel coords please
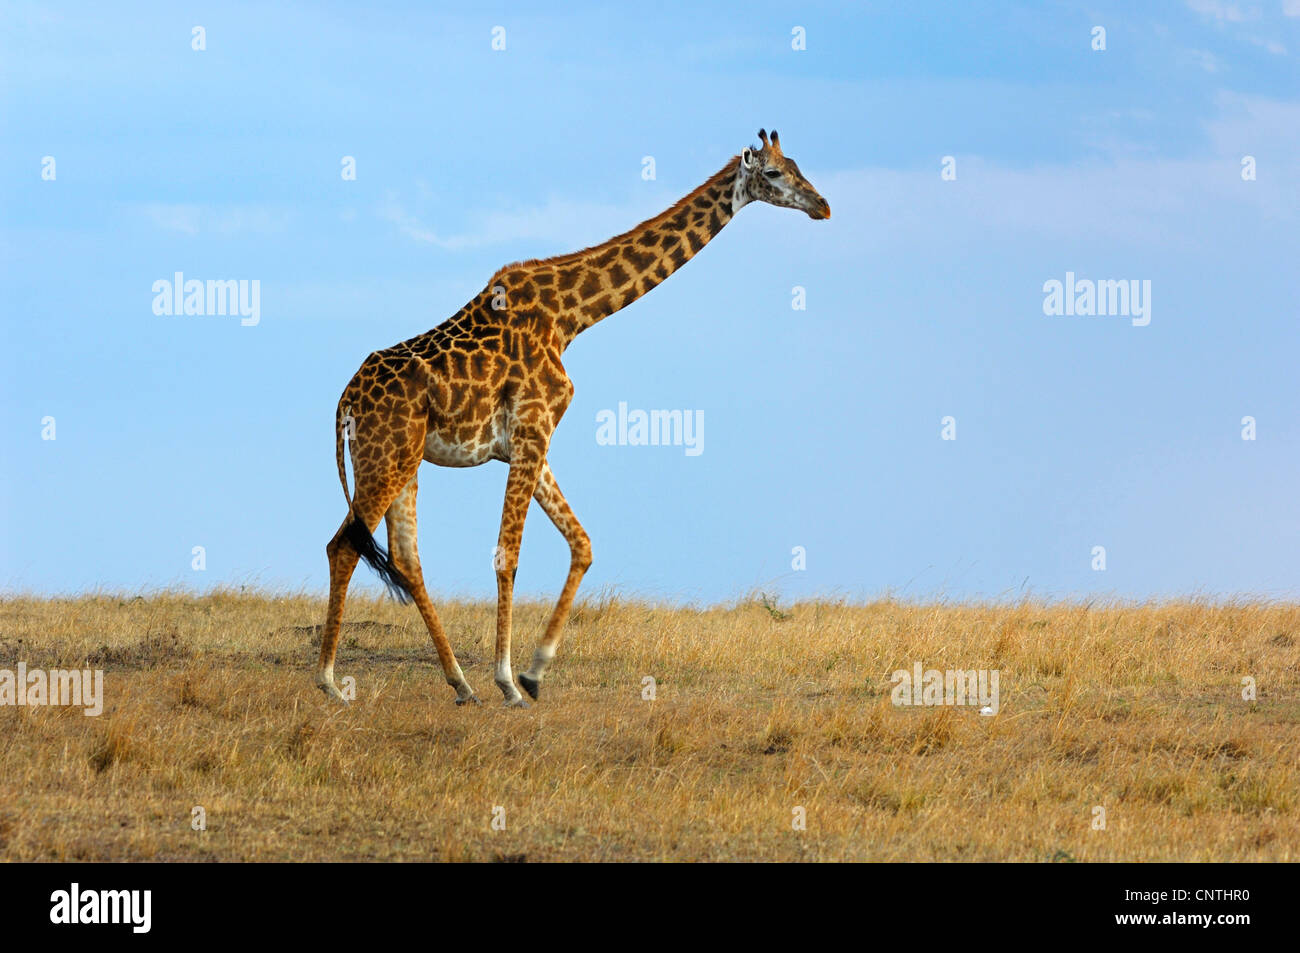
left=316, top=460, right=423, bottom=701
left=344, top=516, right=413, bottom=604
left=385, top=475, right=480, bottom=705
left=316, top=519, right=362, bottom=703
left=316, top=352, right=431, bottom=702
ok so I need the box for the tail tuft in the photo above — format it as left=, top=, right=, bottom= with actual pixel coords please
left=343, top=517, right=414, bottom=604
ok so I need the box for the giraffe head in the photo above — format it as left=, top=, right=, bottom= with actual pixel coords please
left=736, top=129, right=831, bottom=220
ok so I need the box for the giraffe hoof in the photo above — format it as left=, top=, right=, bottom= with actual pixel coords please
left=455, top=693, right=482, bottom=707
left=316, top=681, right=350, bottom=706
left=504, top=696, right=531, bottom=709
left=518, top=673, right=540, bottom=701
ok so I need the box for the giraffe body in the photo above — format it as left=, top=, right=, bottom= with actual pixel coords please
left=316, top=130, right=829, bottom=706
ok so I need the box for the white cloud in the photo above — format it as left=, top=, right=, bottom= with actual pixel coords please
left=1247, top=34, right=1288, bottom=52
left=379, top=96, right=1299, bottom=264
left=1203, top=90, right=1300, bottom=153
left=1189, top=48, right=1223, bottom=71
left=135, top=203, right=293, bottom=236
left=378, top=190, right=671, bottom=253
left=140, top=203, right=200, bottom=235
left=1186, top=0, right=1252, bottom=22
left=800, top=94, right=1299, bottom=255
left=378, top=196, right=439, bottom=245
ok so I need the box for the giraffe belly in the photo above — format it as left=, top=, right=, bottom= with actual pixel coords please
left=423, top=419, right=509, bottom=467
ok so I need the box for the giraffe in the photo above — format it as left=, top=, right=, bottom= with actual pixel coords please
left=316, top=129, right=830, bottom=707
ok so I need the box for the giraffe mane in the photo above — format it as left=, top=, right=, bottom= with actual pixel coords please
left=490, top=156, right=741, bottom=281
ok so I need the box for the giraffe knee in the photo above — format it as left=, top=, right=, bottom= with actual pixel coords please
left=572, top=534, right=592, bottom=572
left=389, top=549, right=422, bottom=590
left=494, top=549, right=520, bottom=578
left=326, top=532, right=348, bottom=559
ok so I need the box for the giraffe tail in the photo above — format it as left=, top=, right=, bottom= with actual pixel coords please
left=336, top=403, right=352, bottom=509
left=335, top=401, right=414, bottom=605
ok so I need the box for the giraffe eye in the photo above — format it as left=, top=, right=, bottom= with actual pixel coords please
left=763, top=169, right=781, bottom=179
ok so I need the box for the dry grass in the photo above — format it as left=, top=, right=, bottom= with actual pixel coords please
left=1, top=590, right=1297, bottom=861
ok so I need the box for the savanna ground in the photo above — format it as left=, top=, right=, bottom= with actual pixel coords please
left=0, top=591, right=1296, bottom=862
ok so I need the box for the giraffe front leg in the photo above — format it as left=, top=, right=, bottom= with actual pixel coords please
left=494, top=437, right=547, bottom=707
left=518, top=462, right=591, bottom=701
left=494, top=567, right=527, bottom=707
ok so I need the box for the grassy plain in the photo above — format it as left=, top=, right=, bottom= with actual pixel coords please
left=1, top=592, right=1296, bottom=861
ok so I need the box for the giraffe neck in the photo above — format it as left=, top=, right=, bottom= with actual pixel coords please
left=494, top=157, right=744, bottom=347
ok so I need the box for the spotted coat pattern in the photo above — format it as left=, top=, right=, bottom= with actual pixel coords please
left=316, top=131, right=830, bottom=706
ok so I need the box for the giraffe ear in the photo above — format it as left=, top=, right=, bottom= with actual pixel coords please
left=741, top=147, right=756, bottom=169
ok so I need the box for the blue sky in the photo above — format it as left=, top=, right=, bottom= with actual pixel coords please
left=2, top=1, right=1298, bottom=603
